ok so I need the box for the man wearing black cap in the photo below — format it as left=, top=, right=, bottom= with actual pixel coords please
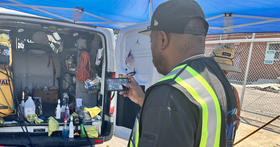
left=120, top=0, right=238, bottom=147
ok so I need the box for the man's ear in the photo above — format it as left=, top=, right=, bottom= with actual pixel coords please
left=159, top=31, right=169, bottom=50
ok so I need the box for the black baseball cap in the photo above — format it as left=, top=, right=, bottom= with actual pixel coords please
left=140, top=0, right=209, bottom=36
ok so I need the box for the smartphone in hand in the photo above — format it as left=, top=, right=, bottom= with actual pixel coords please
left=106, top=78, right=130, bottom=91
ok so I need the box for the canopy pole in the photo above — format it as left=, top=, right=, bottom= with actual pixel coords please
left=149, top=0, right=152, bottom=19
left=76, top=21, right=136, bottom=25
left=8, top=0, right=73, bottom=22
left=240, top=33, right=255, bottom=107
left=233, top=14, right=277, bottom=20
left=206, top=14, right=224, bottom=21
left=206, top=37, right=280, bottom=44
left=209, top=17, right=280, bottom=30
left=1, top=2, right=115, bottom=24
left=225, top=19, right=280, bottom=30
left=0, top=3, right=74, bottom=10
left=84, top=12, right=115, bottom=24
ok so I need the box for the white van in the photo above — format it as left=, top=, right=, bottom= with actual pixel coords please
left=0, top=13, right=162, bottom=146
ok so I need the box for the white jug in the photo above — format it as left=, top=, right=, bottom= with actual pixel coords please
left=24, top=96, right=36, bottom=118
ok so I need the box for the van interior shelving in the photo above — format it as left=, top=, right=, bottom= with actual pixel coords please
left=0, top=16, right=114, bottom=146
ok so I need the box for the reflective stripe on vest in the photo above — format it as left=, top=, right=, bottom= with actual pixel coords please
left=129, top=64, right=221, bottom=147
left=158, top=64, right=187, bottom=82
left=129, top=114, right=140, bottom=147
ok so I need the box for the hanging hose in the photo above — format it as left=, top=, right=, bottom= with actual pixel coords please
left=76, top=51, right=91, bottom=82
left=234, top=115, right=280, bottom=145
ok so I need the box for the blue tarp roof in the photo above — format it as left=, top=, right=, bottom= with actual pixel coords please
left=0, top=0, right=280, bottom=34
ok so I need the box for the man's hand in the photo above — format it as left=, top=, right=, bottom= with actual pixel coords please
left=119, top=76, right=145, bottom=107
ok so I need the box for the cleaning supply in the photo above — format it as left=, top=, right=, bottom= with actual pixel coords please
left=20, top=91, right=25, bottom=117
left=61, top=106, right=65, bottom=120
left=75, top=98, right=83, bottom=109
left=71, top=112, right=79, bottom=117
left=84, top=78, right=101, bottom=91
left=85, top=127, right=98, bottom=138
left=26, top=114, right=43, bottom=124
left=62, top=118, right=69, bottom=139
left=73, top=117, right=81, bottom=137
left=55, top=99, right=61, bottom=119
left=60, top=102, right=65, bottom=120
left=24, top=96, right=35, bottom=119
left=63, top=93, right=69, bottom=102
left=80, top=123, right=86, bottom=139
left=84, top=106, right=101, bottom=118
left=0, top=118, right=4, bottom=126
left=61, top=93, right=69, bottom=119
left=33, top=97, right=43, bottom=117
left=65, top=104, right=70, bottom=120
left=69, top=116, right=74, bottom=138
left=48, top=116, right=59, bottom=136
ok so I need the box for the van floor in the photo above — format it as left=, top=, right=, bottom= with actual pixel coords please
left=0, top=134, right=101, bottom=146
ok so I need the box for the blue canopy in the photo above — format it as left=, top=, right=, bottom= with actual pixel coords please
left=0, top=0, right=280, bottom=34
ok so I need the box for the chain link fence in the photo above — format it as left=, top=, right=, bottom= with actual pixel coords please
left=205, top=33, right=280, bottom=133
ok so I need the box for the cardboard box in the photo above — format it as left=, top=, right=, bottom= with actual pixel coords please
left=33, top=89, right=58, bottom=104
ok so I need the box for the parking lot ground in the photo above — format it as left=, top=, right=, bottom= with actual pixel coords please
left=234, top=123, right=280, bottom=147
left=96, top=122, right=280, bottom=147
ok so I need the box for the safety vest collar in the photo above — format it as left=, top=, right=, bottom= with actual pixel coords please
left=158, top=64, right=187, bottom=83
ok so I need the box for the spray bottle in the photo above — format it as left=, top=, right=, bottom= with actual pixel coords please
left=69, top=116, right=74, bottom=138
left=65, top=104, right=70, bottom=120
left=62, top=118, right=69, bottom=139
left=55, top=99, right=61, bottom=120
left=20, top=91, right=25, bottom=117
left=60, top=102, right=65, bottom=120
left=61, top=93, right=69, bottom=119
left=80, top=122, right=86, bottom=139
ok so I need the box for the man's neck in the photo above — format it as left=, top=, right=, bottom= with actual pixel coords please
left=165, top=53, right=204, bottom=75
left=179, top=54, right=205, bottom=63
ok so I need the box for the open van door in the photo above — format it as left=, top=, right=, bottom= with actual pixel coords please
left=0, top=14, right=117, bottom=146
left=113, top=22, right=164, bottom=140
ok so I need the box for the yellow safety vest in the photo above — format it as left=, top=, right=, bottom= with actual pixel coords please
left=129, top=64, right=222, bottom=147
